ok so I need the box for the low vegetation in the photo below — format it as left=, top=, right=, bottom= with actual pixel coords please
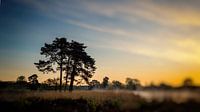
left=0, top=90, right=200, bottom=112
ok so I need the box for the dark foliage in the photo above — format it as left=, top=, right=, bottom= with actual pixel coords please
left=89, top=80, right=101, bottom=90
left=112, top=80, right=123, bottom=89
left=68, top=40, right=96, bottom=91
left=35, top=38, right=96, bottom=92
left=125, top=78, right=140, bottom=90
left=34, top=38, right=69, bottom=91
left=102, top=76, right=109, bottom=89
left=28, top=74, right=39, bottom=90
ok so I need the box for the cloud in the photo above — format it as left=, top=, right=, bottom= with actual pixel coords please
left=65, top=19, right=136, bottom=38
left=20, top=0, right=200, bottom=64
left=21, top=0, right=200, bottom=28
left=96, top=36, right=200, bottom=65
left=83, top=0, right=200, bottom=27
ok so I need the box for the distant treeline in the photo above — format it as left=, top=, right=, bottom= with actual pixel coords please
left=0, top=74, right=199, bottom=91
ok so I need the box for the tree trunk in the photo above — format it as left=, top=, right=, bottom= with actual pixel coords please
left=69, top=67, right=75, bottom=92
left=65, top=57, right=71, bottom=91
left=64, top=73, right=68, bottom=91
left=59, top=63, right=63, bottom=92
left=69, top=74, right=74, bottom=92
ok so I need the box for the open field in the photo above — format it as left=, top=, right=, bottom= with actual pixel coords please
left=0, top=90, right=200, bottom=112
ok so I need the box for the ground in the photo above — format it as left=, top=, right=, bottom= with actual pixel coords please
left=0, top=90, right=200, bottom=112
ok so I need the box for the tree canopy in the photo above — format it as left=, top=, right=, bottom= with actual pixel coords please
left=125, top=78, right=140, bottom=90
left=35, top=37, right=96, bottom=91
left=16, top=75, right=26, bottom=83
left=28, top=74, right=39, bottom=90
left=102, top=76, right=109, bottom=89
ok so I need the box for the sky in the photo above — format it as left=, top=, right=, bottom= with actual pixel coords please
left=0, top=0, right=200, bottom=86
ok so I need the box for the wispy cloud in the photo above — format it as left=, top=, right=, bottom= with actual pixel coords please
left=83, top=0, right=200, bottom=27
left=20, top=0, right=200, bottom=64
left=111, top=40, right=200, bottom=64
left=65, top=19, right=136, bottom=38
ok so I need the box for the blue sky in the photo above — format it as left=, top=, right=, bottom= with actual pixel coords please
left=1, top=0, right=200, bottom=85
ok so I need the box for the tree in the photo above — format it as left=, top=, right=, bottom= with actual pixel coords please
left=44, top=78, right=59, bottom=90
left=44, top=78, right=59, bottom=86
left=112, top=80, right=123, bottom=89
left=34, top=38, right=70, bottom=91
left=102, top=76, right=109, bottom=89
left=89, top=80, right=100, bottom=90
left=35, top=38, right=96, bottom=92
left=68, top=40, right=96, bottom=91
left=28, top=74, right=39, bottom=90
left=183, top=78, right=193, bottom=87
left=16, top=75, right=26, bottom=83
left=125, top=78, right=140, bottom=90
left=16, top=75, right=27, bottom=88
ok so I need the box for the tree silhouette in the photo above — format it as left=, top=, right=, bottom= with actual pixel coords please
left=34, top=38, right=70, bottom=91
left=89, top=80, right=100, bottom=90
left=102, top=76, right=109, bottom=89
left=44, top=78, right=59, bottom=86
left=44, top=78, right=59, bottom=90
left=16, top=75, right=26, bottom=83
left=16, top=75, right=27, bottom=88
left=35, top=37, right=96, bottom=92
left=28, top=74, right=39, bottom=90
left=125, top=78, right=140, bottom=90
left=68, top=40, right=96, bottom=91
left=112, top=80, right=123, bottom=89
left=183, top=78, right=193, bottom=87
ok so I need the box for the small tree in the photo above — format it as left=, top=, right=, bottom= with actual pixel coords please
left=16, top=75, right=26, bottom=83
left=89, top=80, right=100, bottom=90
left=44, top=78, right=59, bottom=86
left=16, top=75, right=27, bottom=88
left=44, top=78, right=59, bottom=90
left=125, top=78, right=140, bottom=90
left=28, top=74, right=39, bottom=90
left=183, top=78, right=193, bottom=87
left=112, top=80, right=123, bottom=89
left=102, top=76, right=109, bottom=89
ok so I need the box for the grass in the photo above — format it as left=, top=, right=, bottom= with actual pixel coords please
left=0, top=90, right=200, bottom=112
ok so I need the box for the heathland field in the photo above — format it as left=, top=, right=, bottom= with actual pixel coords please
left=0, top=90, right=200, bottom=112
